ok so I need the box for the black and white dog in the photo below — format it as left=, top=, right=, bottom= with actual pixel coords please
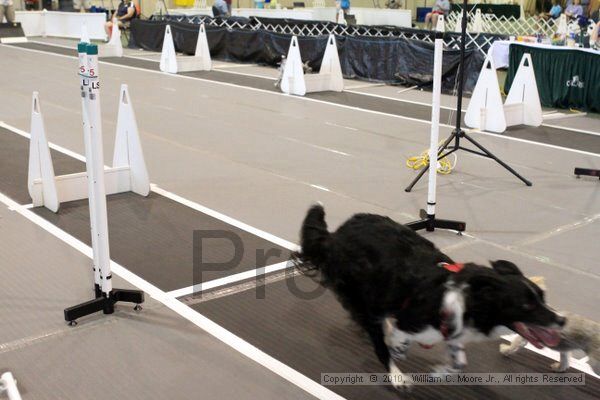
left=293, top=205, right=565, bottom=390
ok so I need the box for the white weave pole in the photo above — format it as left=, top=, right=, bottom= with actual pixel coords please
left=83, top=44, right=113, bottom=296
left=0, top=372, right=22, bottom=400
left=77, top=42, right=102, bottom=296
left=426, top=36, right=444, bottom=219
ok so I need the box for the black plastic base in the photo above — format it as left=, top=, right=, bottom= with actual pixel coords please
left=406, top=209, right=466, bottom=233
left=574, top=167, right=600, bottom=179
left=64, top=288, right=144, bottom=325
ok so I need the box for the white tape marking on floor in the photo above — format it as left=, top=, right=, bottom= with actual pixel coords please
left=167, top=260, right=293, bottom=298
left=0, top=192, right=345, bottom=400
left=283, top=136, right=352, bottom=157
left=4, top=44, right=600, bottom=158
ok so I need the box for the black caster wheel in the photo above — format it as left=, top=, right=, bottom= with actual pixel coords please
left=68, top=320, right=78, bottom=327
left=134, top=304, right=143, bottom=312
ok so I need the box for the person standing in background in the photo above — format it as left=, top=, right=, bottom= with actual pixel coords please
left=224, top=0, right=232, bottom=15
left=0, top=0, right=15, bottom=23
left=213, top=0, right=229, bottom=17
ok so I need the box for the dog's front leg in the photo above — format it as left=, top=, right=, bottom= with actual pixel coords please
left=433, top=343, right=467, bottom=374
left=500, top=335, right=528, bottom=356
left=551, top=351, right=571, bottom=372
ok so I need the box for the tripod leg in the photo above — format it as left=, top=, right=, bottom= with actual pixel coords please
left=405, top=164, right=430, bottom=192
left=462, top=133, right=532, bottom=187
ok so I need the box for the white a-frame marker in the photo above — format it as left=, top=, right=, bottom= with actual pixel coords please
left=160, top=23, right=212, bottom=74
left=27, top=85, right=150, bottom=212
left=280, top=34, right=343, bottom=96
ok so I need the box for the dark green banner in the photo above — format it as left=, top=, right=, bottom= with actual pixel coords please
left=504, top=44, right=600, bottom=112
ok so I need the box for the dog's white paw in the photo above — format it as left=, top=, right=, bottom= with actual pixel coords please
left=499, top=343, right=512, bottom=356
left=550, top=362, right=568, bottom=372
left=388, top=361, right=412, bottom=392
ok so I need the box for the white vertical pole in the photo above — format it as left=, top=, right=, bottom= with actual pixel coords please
left=0, top=372, right=22, bottom=400
left=84, top=44, right=113, bottom=295
left=426, top=37, right=444, bottom=218
left=78, top=42, right=102, bottom=295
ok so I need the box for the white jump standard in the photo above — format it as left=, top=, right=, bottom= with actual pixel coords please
left=280, top=34, right=344, bottom=96
left=405, top=28, right=466, bottom=234
left=63, top=43, right=144, bottom=325
left=160, top=23, right=211, bottom=74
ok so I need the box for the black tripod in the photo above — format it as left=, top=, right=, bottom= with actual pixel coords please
left=405, top=1, right=532, bottom=195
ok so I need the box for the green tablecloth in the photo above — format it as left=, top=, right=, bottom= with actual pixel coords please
left=451, top=4, right=521, bottom=18
left=504, top=43, right=600, bottom=112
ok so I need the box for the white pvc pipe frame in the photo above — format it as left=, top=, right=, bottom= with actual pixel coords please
left=426, top=37, right=444, bottom=217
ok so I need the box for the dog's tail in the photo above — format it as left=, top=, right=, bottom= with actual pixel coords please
left=292, top=203, right=333, bottom=274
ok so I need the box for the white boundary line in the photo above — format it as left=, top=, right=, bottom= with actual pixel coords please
left=1, top=121, right=598, bottom=379
left=6, top=43, right=600, bottom=151
left=0, top=192, right=345, bottom=400
left=167, top=260, right=293, bottom=298
left=541, top=123, right=600, bottom=137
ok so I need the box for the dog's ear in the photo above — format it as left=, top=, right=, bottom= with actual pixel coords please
left=490, top=260, right=523, bottom=276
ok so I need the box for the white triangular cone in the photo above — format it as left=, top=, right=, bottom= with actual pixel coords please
left=435, top=15, right=445, bottom=32
left=194, top=23, right=211, bottom=70
left=160, top=25, right=178, bottom=74
left=464, top=55, right=507, bottom=133
left=113, top=85, right=150, bottom=196
left=100, top=18, right=124, bottom=57
left=28, top=92, right=59, bottom=212
left=556, top=14, right=568, bottom=35
left=472, top=9, right=484, bottom=33
left=505, top=54, right=542, bottom=127
left=338, top=9, right=346, bottom=25
left=280, top=36, right=306, bottom=96
left=80, top=22, right=90, bottom=43
left=319, top=34, right=343, bottom=92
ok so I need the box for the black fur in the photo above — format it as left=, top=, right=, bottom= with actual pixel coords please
left=293, top=204, right=565, bottom=370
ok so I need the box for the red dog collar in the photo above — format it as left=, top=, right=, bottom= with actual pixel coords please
left=439, top=262, right=465, bottom=273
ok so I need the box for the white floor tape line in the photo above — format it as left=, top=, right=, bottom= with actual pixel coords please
left=166, top=260, right=293, bottom=298
left=0, top=191, right=345, bottom=400
left=3, top=44, right=599, bottom=157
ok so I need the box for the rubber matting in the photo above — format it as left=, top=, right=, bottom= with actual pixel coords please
left=0, top=128, right=289, bottom=292
left=0, top=127, right=83, bottom=204
left=192, top=274, right=600, bottom=400
left=11, top=42, right=600, bottom=156
left=33, top=192, right=290, bottom=292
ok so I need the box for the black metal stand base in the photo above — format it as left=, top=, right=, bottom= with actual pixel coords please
left=64, top=289, right=144, bottom=326
left=574, top=168, right=600, bottom=180
left=405, top=129, right=532, bottom=192
left=406, top=209, right=466, bottom=233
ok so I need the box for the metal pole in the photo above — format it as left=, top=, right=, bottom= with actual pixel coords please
left=454, top=0, right=469, bottom=135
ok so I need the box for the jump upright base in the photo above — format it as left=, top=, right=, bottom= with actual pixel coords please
left=64, top=288, right=144, bottom=325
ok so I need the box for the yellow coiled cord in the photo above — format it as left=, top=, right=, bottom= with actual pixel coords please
left=406, top=146, right=456, bottom=175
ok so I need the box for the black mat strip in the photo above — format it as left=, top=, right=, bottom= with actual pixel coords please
left=0, top=129, right=289, bottom=292
left=0, top=127, right=83, bottom=203
left=11, top=42, right=600, bottom=156
left=193, top=275, right=600, bottom=400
